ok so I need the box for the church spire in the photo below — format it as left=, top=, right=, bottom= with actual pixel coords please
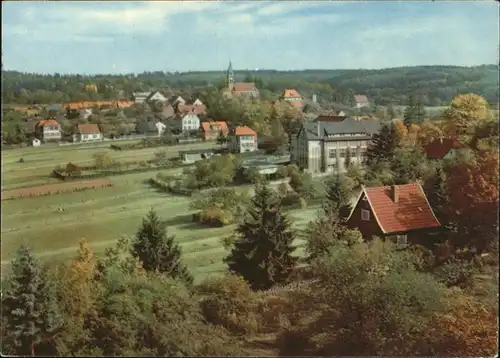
left=227, top=60, right=234, bottom=89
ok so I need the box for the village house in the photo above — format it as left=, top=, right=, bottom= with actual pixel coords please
left=177, top=100, right=207, bottom=117
left=132, top=91, right=168, bottom=104
left=201, top=121, right=229, bottom=141
left=35, top=119, right=62, bottom=141
left=73, top=123, right=103, bottom=143
left=346, top=183, right=441, bottom=245
left=228, top=126, right=258, bottom=153
left=424, top=138, right=468, bottom=160
left=279, top=88, right=304, bottom=110
left=132, top=92, right=152, bottom=104
left=290, top=117, right=380, bottom=174
left=168, top=113, right=201, bottom=134
left=354, top=94, right=370, bottom=108
left=222, top=61, right=260, bottom=99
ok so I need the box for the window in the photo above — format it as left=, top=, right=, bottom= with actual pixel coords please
left=350, top=148, right=356, bottom=157
left=396, top=235, right=408, bottom=245
left=361, top=209, right=370, bottom=221
left=339, top=148, right=346, bottom=158
left=329, top=149, right=336, bottom=158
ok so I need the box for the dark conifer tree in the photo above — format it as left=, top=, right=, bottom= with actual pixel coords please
left=323, top=174, right=353, bottom=222
left=3, top=244, right=63, bottom=356
left=132, top=208, right=193, bottom=284
left=224, top=184, right=297, bottom=290
left=365, top=123, right=399, bottom=166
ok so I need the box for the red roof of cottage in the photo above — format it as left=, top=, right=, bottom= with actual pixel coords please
left=234, top=126, right=256, bottom=136
left=358, top=183, right=440, bottom=234
left=233, top=82, right=257, bottom=92
left=280, top=88, right=302, bottom=98
left=36, top=119, right=60, bottom=127
left=201, top=121, right=229, bottom=134
left=77, top=124, right=101, bottom=135
left=424, top=138, right=466, bottom=159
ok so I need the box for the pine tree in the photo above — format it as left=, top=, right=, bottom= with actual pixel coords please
left=224, top=184, right=298, bottom=290
left=365, top=123, right=399, bottom=166
left=3, top=244, right=63, bottom=356
left=344, top=147, right=352, bottom=170
left=404, top=95, right=427, bottom=126
left=323, top=174, right=353, bottom=222
left=131, top=208, right=193, bottom=284
left=424, top=165, right=448, bottom=226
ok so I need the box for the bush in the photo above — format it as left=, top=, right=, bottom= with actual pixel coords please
left=196, top=208, right=234, bottom=227
left=433, top=258, right=477, bottom=289
left=198, top=275, right=262, bottom=335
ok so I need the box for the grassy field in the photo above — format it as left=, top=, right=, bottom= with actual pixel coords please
left=2, top=144, right=321, bottom=282
left=1, top=141, right=216, bottom=191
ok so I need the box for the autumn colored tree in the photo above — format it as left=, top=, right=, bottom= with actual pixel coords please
left=444, top=150, right=499, bottom=253
left=54, top=239, right=99, bottom=355
left=393, top=119, right=408, bottom=142
left=443, top=93, right=490, bottom=137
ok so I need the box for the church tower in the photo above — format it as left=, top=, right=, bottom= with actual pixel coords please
left=226, top=60, right=234, bottom=90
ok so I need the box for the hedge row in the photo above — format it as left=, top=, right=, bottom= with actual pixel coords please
left=110, top=137, right=179, bottom=151
left=148, top=177, right=193, bottom=196
left=2, top=181, right=113, bottom=201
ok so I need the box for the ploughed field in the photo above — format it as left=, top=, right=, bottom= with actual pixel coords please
left=2, top=143, right=320, bottom=282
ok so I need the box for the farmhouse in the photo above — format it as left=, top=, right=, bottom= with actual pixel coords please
left=290, top=117, right=380, bottom=174
left=279, top=88, right=304, bottom=110
left=169, top=113, right=201, bottom=134
left=73, top=124, right=103, bottom=142
left=228, top=126, right=258, bottom=153
left=346, top=183, right=441, bottom=245
left=201, top=121, right=229, bottom=141
left=35, top=119, right=62, bottom=141
left=354, top=94, right=370, bottom=108
left=424, top=138, right=468, bottom=160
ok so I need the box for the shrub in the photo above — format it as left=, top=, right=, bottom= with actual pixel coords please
left=198, top=208, right=234, bottom=227
left=433, top=258, right=477, bottom=289
left=198, top=275, right=262, bottom=335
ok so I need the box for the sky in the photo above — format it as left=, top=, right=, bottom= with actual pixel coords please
left=2, top=1, right=498, bottom=74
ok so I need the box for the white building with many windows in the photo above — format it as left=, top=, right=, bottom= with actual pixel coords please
left=290, top=117, right=381, bottom=174
left=228, top=126, right=258, bottom=153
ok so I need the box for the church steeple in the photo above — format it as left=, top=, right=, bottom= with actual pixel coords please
left=227, top=60, right=234, bottom=89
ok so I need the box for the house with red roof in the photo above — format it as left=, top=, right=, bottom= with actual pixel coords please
left=346, top=183, right=441, bottom=245
left=279, top=88, right=304, bottom=110
left=201, top=121, right=229, bottom=141
left=354, top=94, right=370, bottom=108
left=228, top=126, right=258, bottom=153
left=424, top=138, right=467, bottom=160
left=35, top=119, right=61, bottom=141
left=222, top=61, right=260, bottom=99
left=73, top=124, right=103, bottom=143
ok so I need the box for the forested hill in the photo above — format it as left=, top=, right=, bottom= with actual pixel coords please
left=2, top=65, right=498, bottom=106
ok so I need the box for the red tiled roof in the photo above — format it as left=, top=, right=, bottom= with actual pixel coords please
left=280, top=88, right=302, bottom=98
left=424, top=138, right=466, bottom=159
left=363, top=183, right=440, bottom=234
left=233, top=82, right=257, bottom=92
left=36, top=119, right=60, bottom=127
left=234, top=126, right=257, bottom=136
left=201, top=121, right=228, bottom=134
left=354, top=95, right=369, bottom=103
left=77, top=124, right=101, bottom=134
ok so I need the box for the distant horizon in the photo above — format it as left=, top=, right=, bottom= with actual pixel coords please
left=2, top=1, right=498, bottom=74
left=3, top=63, right=498, bottom=77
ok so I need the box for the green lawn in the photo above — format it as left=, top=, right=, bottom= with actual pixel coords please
left=1, top=164, right=320, bottom=282
left=1, top=141, right=216, bottom=190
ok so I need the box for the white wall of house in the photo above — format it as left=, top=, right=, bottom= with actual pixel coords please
left=193, top=99, right=203, bottom=106
left=42, top=127, right=62, bottom=140
left=156, top=122, right=166, bottom=136
left=73, top=133, right=104, bottom=142
left=181, top=114, right=200, bottom=132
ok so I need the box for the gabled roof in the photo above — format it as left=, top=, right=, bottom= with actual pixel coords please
left=201, top=121, right=229, bottom=133
left=280, top=88, right=302, bottom=98
left=233, top=82, right=257, bottom=92
left=233, top=126, right=256, bottom=136
left=354, top=94, right=369, bottom=103
left=300, top=117, right=381, bottom=140
left=424, top=138, right=466, bottom=159
left=77, top=123, right=101, bottom=134
left=350, top=183, right=441, bottom=234
left=36, top=119, right=60, bottom=127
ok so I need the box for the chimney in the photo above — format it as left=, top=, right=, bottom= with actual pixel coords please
left=391, top=185, right=399, bottom=203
